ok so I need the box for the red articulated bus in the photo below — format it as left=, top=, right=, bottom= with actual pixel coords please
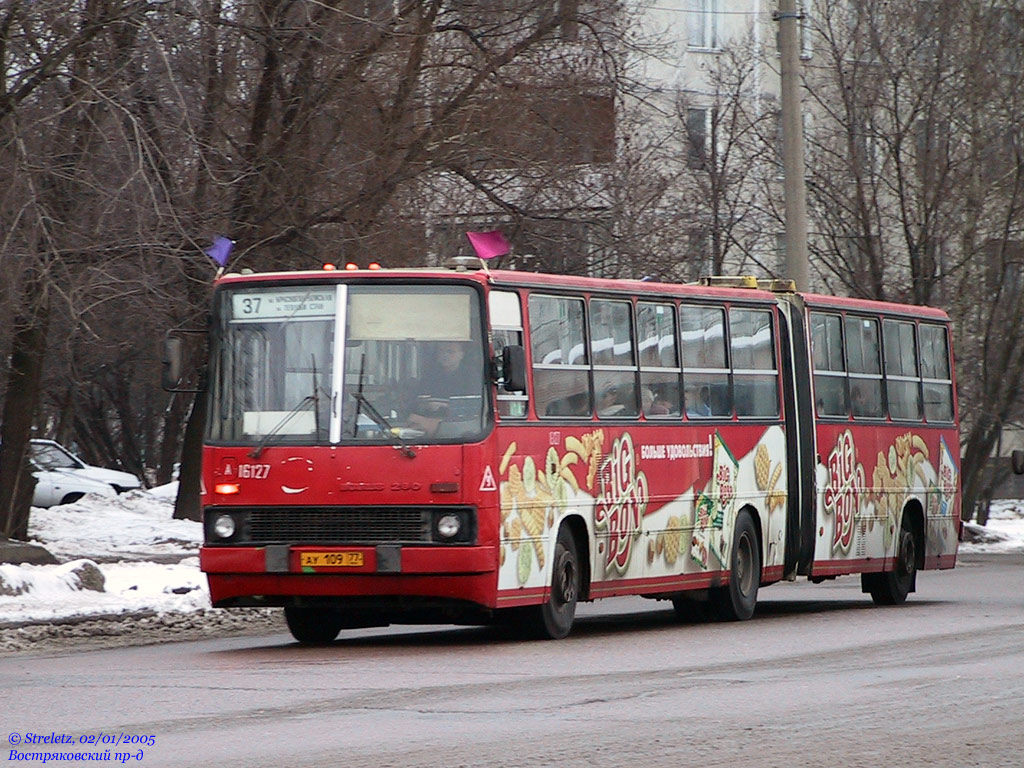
left=172, top=263, right=960, bottom=642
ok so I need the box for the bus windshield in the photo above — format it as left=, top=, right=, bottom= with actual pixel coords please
left=207, top=283, right=488, bottom=445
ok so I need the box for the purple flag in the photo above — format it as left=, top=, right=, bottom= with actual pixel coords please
left=205, top=236, right=234, bottom=267
left=466, top=230, right=510, bottom=260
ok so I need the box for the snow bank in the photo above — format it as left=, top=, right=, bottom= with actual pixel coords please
left=28, top=485, right=199, bottom=560
left=0, top=486, right=205, bottom=627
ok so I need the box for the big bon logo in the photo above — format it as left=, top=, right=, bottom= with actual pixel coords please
left=824, top=429, right=865, bottom=553
left=594, top=433, right=649, bottom=575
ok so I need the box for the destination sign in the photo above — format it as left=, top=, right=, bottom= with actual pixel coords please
left=231, top=288, right=336, bottom=320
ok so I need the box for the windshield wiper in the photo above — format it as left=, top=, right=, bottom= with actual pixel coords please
left=349, top=391, right=416, bottom=458
left=248, top=396, right=315, bottom=459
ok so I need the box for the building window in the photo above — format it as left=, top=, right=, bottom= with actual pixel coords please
left=687, top=0, right=719, bottom=50
left=686, top=107, right=714, bottom=170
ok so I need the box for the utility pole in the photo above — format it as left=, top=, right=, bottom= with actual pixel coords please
left=776, top=0, right=809, bottom=291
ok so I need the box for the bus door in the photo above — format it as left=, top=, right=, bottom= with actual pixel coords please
left=775, top=297, right=817, bottom=578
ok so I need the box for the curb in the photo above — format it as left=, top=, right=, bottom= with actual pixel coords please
left=0, top=540, right=58, bottom=566
left=0, top=609, right=158, bottom=631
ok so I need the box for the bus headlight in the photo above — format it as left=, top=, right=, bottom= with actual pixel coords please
left=436, top=513, right=462, bottom=539
left=213, top=514, right=236, bottom=539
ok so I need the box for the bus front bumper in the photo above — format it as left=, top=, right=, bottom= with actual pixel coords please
left=200, top=545, right=498, bottom=608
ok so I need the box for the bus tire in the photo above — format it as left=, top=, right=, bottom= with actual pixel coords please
left=527, top=524, right=580, bottom=640
left=863, top=520, right=917, bottom=606
left=710, top=509, right=760, bottom=621
left=284, top=606, right=343, bottom=644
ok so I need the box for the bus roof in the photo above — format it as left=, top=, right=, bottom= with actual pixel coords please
left=215, top=267, right=950, bottom=320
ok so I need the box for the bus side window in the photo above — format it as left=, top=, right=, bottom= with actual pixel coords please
left=493, top=329, right=528, bottom=418
left=638, top=302, right=681, bottom=418
left=490, top=290, right=529, bottom=419
left=846, top=316, right=885, bottom=418
left=590, top=298, right=638, bottom=418
left=920, top=323, right=954, bottom=422
left=730, top=307, right=779, bottom=418
left=810, top=312, right=847, bottom=417
left=883, top=319, right=922, bottom=420
left=529, top=294, right=591, bottom=418
left=680, top=304, right=731, bottom=418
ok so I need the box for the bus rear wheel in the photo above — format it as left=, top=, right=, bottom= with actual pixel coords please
left=710, top=510, right=760, bottom=621
left=525, top=525, right=580, bottom=640
left=284, top=606, right=343, bottom=644
left=863, top=520, right=917, bottom=606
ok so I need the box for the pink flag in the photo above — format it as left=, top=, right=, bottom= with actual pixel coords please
left=466, top=230, right=510, bottom=260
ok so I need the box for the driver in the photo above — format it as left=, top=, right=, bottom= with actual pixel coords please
left=407, top=340, right=477, bottom=435
left=407, top=397, right=449, bottom=436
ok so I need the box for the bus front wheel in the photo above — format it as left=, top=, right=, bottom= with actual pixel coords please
left=710, top=510, right=760, bottom=621
left=284, top=606, right=343, bottom=644
left=526, top=525, right=580, bottom=640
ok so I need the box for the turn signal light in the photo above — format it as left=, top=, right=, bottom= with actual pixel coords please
left=214, top=483, right=240, bottom=495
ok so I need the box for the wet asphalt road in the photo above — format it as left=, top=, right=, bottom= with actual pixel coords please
left=3, top=553, right=1023, bottom=767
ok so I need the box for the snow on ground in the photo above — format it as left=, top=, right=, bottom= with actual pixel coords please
left=28, top=483, right=199, bottom=561
left=0, top=487, right=1023, bottom=633
left=0, top=484, right=207, bottom=626
left=961, top=499, right=1024, bottom=552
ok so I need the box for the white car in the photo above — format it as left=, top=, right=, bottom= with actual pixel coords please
left=29, top=459, right=117, bottom=507
left=29, top=439, right=142, bottom=507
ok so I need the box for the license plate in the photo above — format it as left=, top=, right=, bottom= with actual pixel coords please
left=299, top=551, right=365, bottom=568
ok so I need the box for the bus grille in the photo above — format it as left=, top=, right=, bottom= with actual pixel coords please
left=246, top=507, right=431, bottom=544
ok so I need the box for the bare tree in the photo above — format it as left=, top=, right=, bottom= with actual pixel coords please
left=0, top=0, right=169, bottom=537
left=802, top=0, right=1024, bottom=520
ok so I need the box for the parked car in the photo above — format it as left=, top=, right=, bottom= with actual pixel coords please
left=29, top=457, right=117, bottom=508
left=29, top=439, right=142, bottom=504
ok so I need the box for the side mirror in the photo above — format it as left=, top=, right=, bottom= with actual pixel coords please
left=1012, top=450, right=1024, bottom=475
left=501, top=345, right=527, bottom=392
left=161, top=329, right=207, bottom=393
left=161, top=335, right=184, bottom=391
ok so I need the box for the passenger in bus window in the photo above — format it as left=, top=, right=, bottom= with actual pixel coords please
left=850, top=385, right=865, bottom=416
left=686, top=385, right=713, bottom=417
left=642, top=387, right=671, bottom=416
left=653, top=395, right=675, bottom=415
left=545, top=391, right=590, bottom=417
left=597, top=384, right=625, bottom=417
left=641, top=388, right=656, bottom=412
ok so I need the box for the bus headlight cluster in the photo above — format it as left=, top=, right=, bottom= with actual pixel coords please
left=212, top=514, right=236, bottom=539
left=431, top=509, right=474, bottom=543
left=436, top=513, right=462, bottom=539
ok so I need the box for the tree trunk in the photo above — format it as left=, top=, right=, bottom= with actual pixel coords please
left=172, top=392, right=207, bottom=521
left=0, top=293, right=51, bottom=539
